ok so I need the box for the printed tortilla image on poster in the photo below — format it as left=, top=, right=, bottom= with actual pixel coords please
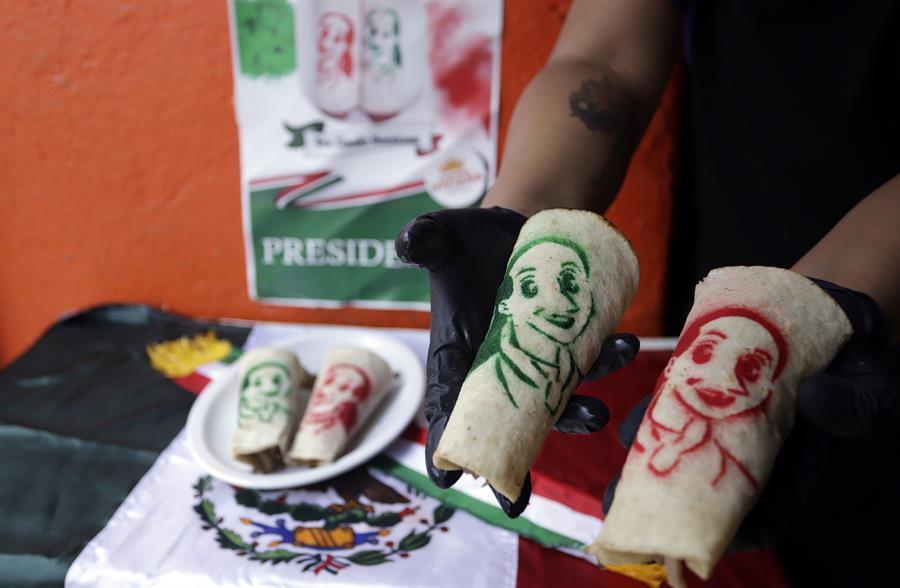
left=228, top=0, right=503, bottom=308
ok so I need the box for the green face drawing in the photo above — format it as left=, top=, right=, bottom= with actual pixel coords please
left=499, top=242, right=594, bottom=345
left=238, top=362, right=293, bottom=424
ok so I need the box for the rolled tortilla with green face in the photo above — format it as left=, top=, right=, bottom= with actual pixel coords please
left=589, top=266, right=853, bottom=585
left=433, top=209, right=640, bottom=502
left=288, top=346, right=394, bottom=466
left=233, top=348, right=313, bottom=473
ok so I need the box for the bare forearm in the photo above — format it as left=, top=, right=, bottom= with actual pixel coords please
left=485, top=62, right=648, bottom=216
left=483, top=0, right=678, bottom=217
left=793, top=173, right=900, bottom=339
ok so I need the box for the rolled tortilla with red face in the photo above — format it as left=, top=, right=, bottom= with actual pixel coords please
left=288, top=346, right=393, bottom=466
left=590, top=266, right=853, bottom=585
left=433, top=209, right=639, bottom=502
left=233, top=348, right=313, bottom=473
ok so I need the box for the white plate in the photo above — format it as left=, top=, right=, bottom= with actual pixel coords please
left=186, top=329, right=425, bottom=489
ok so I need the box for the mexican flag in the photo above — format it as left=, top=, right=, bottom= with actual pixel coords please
left=0, top=306, right=787, bottom=587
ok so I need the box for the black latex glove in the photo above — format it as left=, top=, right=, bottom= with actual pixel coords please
left=395, top=206, right=639, bottom=518
left=603, top=278, right=896, bottom=553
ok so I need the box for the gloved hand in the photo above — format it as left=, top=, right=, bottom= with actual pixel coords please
left=603, top=278, right=896, bottom=552
left=395, top=206, right=639, bottom=518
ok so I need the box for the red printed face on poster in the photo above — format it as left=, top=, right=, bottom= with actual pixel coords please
left=634, top=307, right=788, bottom=489
left=303, top=363, right=371, bottom=434
left=317, top=12, right=354, bottom=82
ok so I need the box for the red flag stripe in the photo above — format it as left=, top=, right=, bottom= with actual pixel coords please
left=172, top=372, right=211, bottom=396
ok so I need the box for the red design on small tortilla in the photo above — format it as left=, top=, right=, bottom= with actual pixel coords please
left=304, top=363, right=372, bottom=434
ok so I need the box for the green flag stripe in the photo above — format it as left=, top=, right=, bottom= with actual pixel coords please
left=371, top=455, right=585, bottom=550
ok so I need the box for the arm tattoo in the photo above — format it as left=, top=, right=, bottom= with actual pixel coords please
left=568, top=75, right=630, bottom=133
left=568, top=72, right=640, bottom=195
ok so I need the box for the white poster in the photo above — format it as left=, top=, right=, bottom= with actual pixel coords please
left=228, top=0, right=504, bottom=308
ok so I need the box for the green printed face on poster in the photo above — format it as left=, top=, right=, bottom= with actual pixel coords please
left=230, top=0, right=503, bottom=308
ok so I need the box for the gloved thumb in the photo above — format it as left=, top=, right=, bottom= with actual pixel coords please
left=395, top=214, right=450, bottom=270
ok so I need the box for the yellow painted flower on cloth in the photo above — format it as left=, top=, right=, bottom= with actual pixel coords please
left=147, top=331, right=235, bottom=378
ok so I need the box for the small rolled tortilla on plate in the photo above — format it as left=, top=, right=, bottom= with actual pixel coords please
left=589, top=266, right=853, bottom=586
left=288, top=346, right=394, bottom=466
left=433, top=209, right=640, bottom=502
left=233, top=347, right=313, bottom=473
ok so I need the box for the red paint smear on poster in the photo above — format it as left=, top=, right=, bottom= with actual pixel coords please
left=427, top=3, right=493, bottom=132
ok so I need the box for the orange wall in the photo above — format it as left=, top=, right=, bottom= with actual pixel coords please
left=0, top=0, right=676, bottom=368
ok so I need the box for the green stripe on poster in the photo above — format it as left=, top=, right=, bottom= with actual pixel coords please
left=250, top=189, right=439, bottom=303
left=371, top=455, right=585, bottom=550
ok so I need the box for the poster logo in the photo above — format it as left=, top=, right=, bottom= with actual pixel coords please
left=424, top=149, right=487, bottom=208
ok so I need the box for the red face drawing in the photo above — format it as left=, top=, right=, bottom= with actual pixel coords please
left=317, top=12, right=354, bottom=79
left=305, top=363, right=371, bottom=433
left=666, top=308, right=788, bottom=420
left=636, top=307, right=789, bottom=488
